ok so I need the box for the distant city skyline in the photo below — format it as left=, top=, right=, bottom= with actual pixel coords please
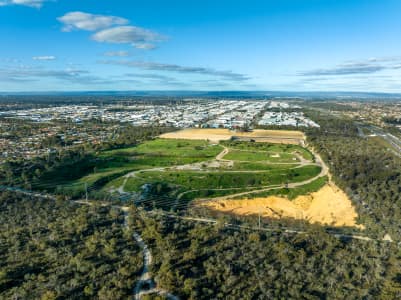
left=1, top=0, right=401, bottom=92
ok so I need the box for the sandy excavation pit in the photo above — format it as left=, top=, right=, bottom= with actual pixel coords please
left=200, top=184, right=363, bottom=228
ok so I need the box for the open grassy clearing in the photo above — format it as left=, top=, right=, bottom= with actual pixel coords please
left=101, top=138, right=222, bottom=166
left=230, top=176, right=328, bottom=200
left=100, top=137, right=318, bottom=202
left=34, top=134, right=325, bottom=217
left=221, top=140, right=314, bottom=161
left=223, top=149, right=298, bottom=163
left=34, top=139, right=222, bottom=195
left=123, top=165, right=321, bottom=194
left=230, top=162, right=298, bottom=171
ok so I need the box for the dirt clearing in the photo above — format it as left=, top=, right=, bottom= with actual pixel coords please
left=160, top=128, right=305, bottom=143
left=199, top=183, right=363, bottom=228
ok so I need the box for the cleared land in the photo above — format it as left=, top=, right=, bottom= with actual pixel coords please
left=201, top=183, right=362, bottom=228
left=160, top=128, right=305, bottom=144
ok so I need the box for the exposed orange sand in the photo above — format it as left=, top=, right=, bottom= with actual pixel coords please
left=160, top=128, right=305, bottom=143
left=200, top=184, right=363, bottom=228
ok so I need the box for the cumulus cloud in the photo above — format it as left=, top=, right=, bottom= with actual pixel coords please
left=92, top=26, right=165, bottom=49
left=133, top=43, right=157, bottom=50
left=58, top=11, right=129, bottom=32
left=99, top=60, right=251, bottom=81
left=0, top=0, right=49, bottom=7
left=32, top=55, right=56, bottom=61
left=58, top=12, right=164, bottom=49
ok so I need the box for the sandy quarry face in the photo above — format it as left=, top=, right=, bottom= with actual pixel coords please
left=200, top=184, right=363, bottom=228
left=160, top=128, right=305, bottom=143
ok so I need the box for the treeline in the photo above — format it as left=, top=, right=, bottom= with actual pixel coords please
left=0, top=192, right=143, bottom=299
left=103, top=125, right=174, bottom=150
left=132, top=211, right=401, bottom=299
left=0, top=126, right=174, bottom=190
left=305, top=111, right=401, bottom=239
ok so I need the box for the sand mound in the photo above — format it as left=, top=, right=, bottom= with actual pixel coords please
left=200, top=184, right=363, bottom=228
left=160, top=128, right=304, bottom=143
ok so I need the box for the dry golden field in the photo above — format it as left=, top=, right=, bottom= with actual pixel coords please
left=160, top=128, right=305, bottom=143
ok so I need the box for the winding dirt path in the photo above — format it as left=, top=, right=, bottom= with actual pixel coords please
left=121, top=209, right=180, bottom=300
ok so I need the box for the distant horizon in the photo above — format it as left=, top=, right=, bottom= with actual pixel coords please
left=2, top=90, right=401, bottom=99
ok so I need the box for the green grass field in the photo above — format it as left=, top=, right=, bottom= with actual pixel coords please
left=221, top=141, right=314, bottom=161
left=34, top=139, right=222, bottom=196
left=231, top=176, right=328, bottom=200
left=33, top=137, right=323, bottom=208
left=123, top=165, right=321, bottom=193
left=230, top=162, right=298, bottom=171
left=224, top=149, right=298, bottom=163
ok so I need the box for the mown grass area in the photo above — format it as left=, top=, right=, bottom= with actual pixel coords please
left=123, top=165, right=321, bottom=194
left=232, top=176, right=328, bottom=200
left=230, top=162, right=298, bottom=171
left=179, top=188, right=251, bottom=200
left=224, top=149, right=298, bottom=163
left=221, top=140, right=314, bottom=161
left=34, top=139, right=222, bottom=196
left=33, top=137, right=321, bottom=205
left=103, top=138, right=221, bottom=160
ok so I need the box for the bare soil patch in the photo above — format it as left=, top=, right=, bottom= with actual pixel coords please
left=160, top=128, right=305, bottom=143
left=200, top=183, right=363, bottom=228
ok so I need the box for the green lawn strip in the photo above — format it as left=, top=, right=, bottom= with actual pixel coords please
left=221, top=140, right=314, bottom=161
left=103, top=176, right=126, bottom=190
left=231, top=176, right=328, bottom=200
left=179, top=187, right=260, bottom=201
left=34, top=139, right=222, bottom=192
left=123, top=165, right=321, bottom=193
left=54, top=169, right=134, bottom=197
left=224, top=149, right=298, bottom=163
left=102, top=138, right=222, bottom=159
left=230, top=162, right=299, bottom=171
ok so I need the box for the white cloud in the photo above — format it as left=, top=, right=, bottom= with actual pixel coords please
left=99, top=60, right=251, bottom=81
left=299, top=56, right=401, bottom=77
left=58, top=11, right=129, bottom=32
left=133, top=43, right=157, bottom=50
left=0, top=0, right=48, bottom=7
left=32, top=55, right=56, bottom=61
left=92, top=26, right=165, bottom=49
left=103, top=51, right=130, bottom=57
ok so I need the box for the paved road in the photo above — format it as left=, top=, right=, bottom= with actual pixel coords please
left=369, top=125, right=401, bottom=156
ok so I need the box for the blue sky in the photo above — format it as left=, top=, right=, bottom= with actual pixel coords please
left=1, top=0, right=401, bottom=92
